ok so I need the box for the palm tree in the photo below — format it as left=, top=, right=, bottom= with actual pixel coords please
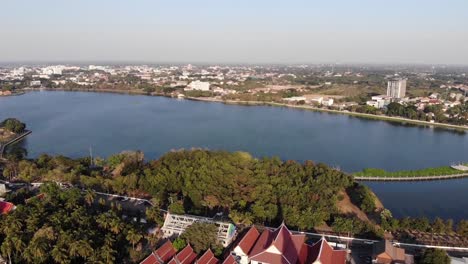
left=51, top=244, right=70, bottom=263
left=69, top=240, right=93, bottom=259
left=84, top=189, right=96, bottom=206
left=96, top=213, right=112, bottom=230
left=0, top=238, right=13, bottom=264
left=126, top=229, right=143, bottom=250
left=23, top=240, right=48, bottom=263
left=109, top=217, right=124, bottom=234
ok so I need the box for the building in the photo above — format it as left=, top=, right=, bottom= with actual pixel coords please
left=322, top=98, right=334, bottom=106
left=372, top=240, right=414, bottom=264
left=167, top=245, right=198, bottom=264
left=301, top=238, right=347, bottom=264
left=161, top=213, right=236, bottom=247
left=30, top=80, right=41, bottom=87
left=140, top=240, right=177, bottom=264
left=195, top=249, right=219, bottom=264
left=367, top=100, right=383, bottom=108
left=450, top=256, right=468, bottom=264
left=387, top=78, right=407, bottom=99
left=0, top=201, right=15, bottom=215
left=0, top=184, right=9, bottom=196
left=186, top=81, right=210, bottom=91
left=221, top=255, right=237, bottom=264
left=229, top=224, right=347, bottom=264
left=232, top=227, right=260, bottom=264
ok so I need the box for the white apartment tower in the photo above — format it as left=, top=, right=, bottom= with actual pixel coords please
left=387, top=78, right=407, bottom=98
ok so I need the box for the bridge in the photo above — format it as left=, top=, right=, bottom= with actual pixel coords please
left=0, top=130, right=31, bottom=160
left=353, top=173, right=468, bottom=181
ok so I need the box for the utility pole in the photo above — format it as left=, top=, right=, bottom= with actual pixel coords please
left=89, top=146, right=93, bottom=166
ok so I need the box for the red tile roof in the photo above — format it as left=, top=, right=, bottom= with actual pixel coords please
left=196, top=249, right=219, bottom=264
left=140, top=240, right=178, bottom=264
left=221, top=255, right=237, bottom=264
left=235, top=226, right=260, bottom=255
left=0, top=201, right=14, bottom=215
left=302, top=238, right=347, bottom=264
left=155, top=241, right=178, bottom=263
left=249, top=223, right=305, bottom=264
left=168, top=245, right=197, bottom=264
left=140, top=253, right=158, bottom=264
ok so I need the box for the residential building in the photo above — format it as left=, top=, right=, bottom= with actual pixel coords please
left=387, top=78, right=407, bottom=99
left=322, top=98, right=334, bottom=106
left=367, top=100, right=383, bottom=108
left=372, top=240, right=414, bottom=264
left=186, top=81, right=210, bottom=91
left=283, top=96, right=307, bottom=103
left=161, top=213, right=236, bottom=247
left=30, top=80, right=41, bottom=87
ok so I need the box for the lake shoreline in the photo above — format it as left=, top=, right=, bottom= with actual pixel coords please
left=22, top=88, right=468, bottom=131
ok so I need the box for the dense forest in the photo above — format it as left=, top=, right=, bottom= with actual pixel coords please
left=0, top=184, right=148, bottom=263
left=1, top=149, right=467, bottom=263
left=2, top=150, right=359, bottom=230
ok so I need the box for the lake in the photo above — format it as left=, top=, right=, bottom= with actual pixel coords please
left=1, top=91, right=467, bottom=220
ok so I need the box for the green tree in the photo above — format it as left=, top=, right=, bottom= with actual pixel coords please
left=172, top=237, right=187, bottom=251
left=180, top=222, right=219, bottom=253
left=420, top=249, right=450, bottom=264
left=126, top=229, right=143, bottom=250
left=1, top=118, right=26, bottom=133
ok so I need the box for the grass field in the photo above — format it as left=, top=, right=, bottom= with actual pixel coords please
left=353, top=166, right=464, bottom=177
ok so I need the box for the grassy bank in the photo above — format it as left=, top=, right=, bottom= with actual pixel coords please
left=354, top=166, right=463, bottom=178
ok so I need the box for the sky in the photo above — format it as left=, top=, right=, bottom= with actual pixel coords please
left=1, top=0, right=468, bottom=64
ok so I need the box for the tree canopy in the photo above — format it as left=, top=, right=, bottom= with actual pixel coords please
left=1, top=118, right=26, bottom=134
left=0, top=183, right=147, bottom=263
left=419, top=248, right=450, bottom=264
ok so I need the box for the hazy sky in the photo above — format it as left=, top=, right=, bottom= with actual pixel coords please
left=1, top=0, right=467, bottom=64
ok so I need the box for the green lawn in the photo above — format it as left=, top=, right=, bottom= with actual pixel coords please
left=353, top=166, right=464, bottom=178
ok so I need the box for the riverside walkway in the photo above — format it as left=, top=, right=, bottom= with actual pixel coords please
left=0, top=130, right=31, bottom=159
left=354, top=173, right=468, bottom=181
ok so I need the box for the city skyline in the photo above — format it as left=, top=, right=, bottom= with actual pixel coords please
left=1, top=0, right=468, bottom=64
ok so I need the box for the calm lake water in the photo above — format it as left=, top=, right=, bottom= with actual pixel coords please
left=1, top=91, right=467, bottom=220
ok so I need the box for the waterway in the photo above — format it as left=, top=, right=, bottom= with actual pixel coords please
left=0, top=91, right=467, bottom=220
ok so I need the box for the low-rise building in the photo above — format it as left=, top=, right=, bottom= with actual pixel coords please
left=229, top=224, right=347, bottom=264
left=185, top=81, right=210, bottom=91
left=372, top=240, right=414, bottom=264
left=0, top=201, right=15, bottom=215
left=161, top=213, right=236, bottom=247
